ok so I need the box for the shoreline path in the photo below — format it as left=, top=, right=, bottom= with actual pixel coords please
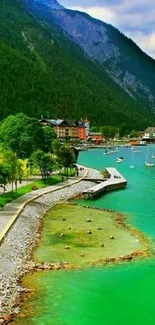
left=0, top=167, right=91, bottom=243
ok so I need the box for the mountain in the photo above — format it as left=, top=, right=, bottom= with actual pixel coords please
left=32, top=0, right=63, bottom=10
left=32, top=0, right=155, bottom=110
left=0, top=0, right=154, bottom=129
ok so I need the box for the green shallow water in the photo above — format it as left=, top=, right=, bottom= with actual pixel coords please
left=16, top=147, right=155, bottom=325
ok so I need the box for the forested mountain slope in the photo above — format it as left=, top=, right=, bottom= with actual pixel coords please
left=34, top=0, right=155, bottom=110
left=0, top=0, right=153, bottom=129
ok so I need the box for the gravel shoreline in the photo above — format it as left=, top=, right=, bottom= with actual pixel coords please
left=0, top=168, right=102, bottom=319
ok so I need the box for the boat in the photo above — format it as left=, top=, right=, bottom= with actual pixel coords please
left=103, top=149, right=110, bottom=155
left=145, top=146, right=154, bottom=167
left=133, top=149, right=140, bottom=153
left=145, top=163, right=154, bottom=167
left=116, top=156, right=125, bottom=163
left=152, top=144, right=155, bottom=159
left=139, top=140, right=147, bottom=146
left=103, top=147, right=117, bottom=155
left=130, top=151, right=135, bottom=169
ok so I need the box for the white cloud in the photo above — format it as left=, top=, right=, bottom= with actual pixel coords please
left=127, top=31, right=155, bottom=58
left=68, top=5, right=117, bottom=25
left=62, top=0, right=155, bottom=58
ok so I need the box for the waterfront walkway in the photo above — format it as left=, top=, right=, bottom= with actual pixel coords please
left=83, top=167, right=127, bottom=199
left=0, top=169, right=87, bottom=243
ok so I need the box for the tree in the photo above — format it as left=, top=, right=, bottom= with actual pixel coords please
left=101, top=126, right=117, bottom=141
left=56, top=145, right=76, bottom=176
left=2, top=150, right=23, bottom=193
left=31, top=150, right=54, bottom=181
left=111, top=127, right=118, bottom=139
left=129, top=130, right=138, bottom=138
left=119, top=124, right=128, bottom=138
left=43, top=126, right=57, bottom=153
left=0, top=163, right=11, bottom=194
left=90, top=126, right=98, bottom=132
left=52, top=139, right=61, bottom=156
left=0, top=113, right=45, bottom=157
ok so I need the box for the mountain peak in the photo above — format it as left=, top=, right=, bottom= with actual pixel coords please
left=33, top=0, right=64, bottom=10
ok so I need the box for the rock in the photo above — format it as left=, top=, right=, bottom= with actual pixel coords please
left=87, top=230, right=92, bottom=235
left=100, top=243, right=104, bottom=247
left=62, top=218, right=66, bottom=221
left=98, top=227, right=103, bottom=231
left=86, top=219, right=92, bottom=222
left=67, top=226, right=72, bottom=230
left=64, top=246, right=70, bottom=250
left=80, top=253, right=85, bottom=257
left=60, top=233, right=65, bottom=238
left=110, top=235, right=115, bottom=240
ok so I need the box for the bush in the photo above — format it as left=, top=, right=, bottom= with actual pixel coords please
left=32, top=185, right=38, bottom=191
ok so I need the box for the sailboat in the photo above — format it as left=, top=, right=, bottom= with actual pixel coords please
left=130, top=150, right=135, bottom=169
left=152, top=143, right=155, bottom=159
left=145, top=146, right=154, bottom=167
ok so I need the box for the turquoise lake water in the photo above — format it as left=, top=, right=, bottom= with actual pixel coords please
left=16, top=147, right=155, bottom=325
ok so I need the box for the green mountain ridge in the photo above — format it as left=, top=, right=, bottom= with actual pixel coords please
left=0, top=0, right=153, bottom=129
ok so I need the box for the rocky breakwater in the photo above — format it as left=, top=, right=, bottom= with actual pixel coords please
left=0, top=168, right=103, bottom=320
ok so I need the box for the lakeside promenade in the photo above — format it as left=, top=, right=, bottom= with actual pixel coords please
left=0, top=169, right=87, bottom=243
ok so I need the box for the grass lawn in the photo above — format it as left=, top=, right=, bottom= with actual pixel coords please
left=60, top=167, right=75, bottom=177
left=0, top=175, right=62, bottom=208
left=34, top=204, right=144, bottom=266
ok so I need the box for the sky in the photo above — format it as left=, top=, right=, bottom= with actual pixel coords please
left=60, top=0, right=155, bottom=58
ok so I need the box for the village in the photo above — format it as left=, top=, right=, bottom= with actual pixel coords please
left=40, top=117, right=155, bottom=146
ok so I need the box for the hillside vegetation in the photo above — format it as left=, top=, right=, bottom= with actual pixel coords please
left=0, top=0, right=154, bottom=129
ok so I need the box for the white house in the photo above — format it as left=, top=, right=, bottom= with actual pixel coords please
left=143, top=127, right=155, bottom=139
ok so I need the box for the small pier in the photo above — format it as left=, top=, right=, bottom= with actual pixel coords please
left=83, top=168, right=127, bottom=199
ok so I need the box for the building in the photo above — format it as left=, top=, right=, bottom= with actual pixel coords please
left=40, top=118, right=87, bottom=140
left=143, top=127, right=155, bottom=139
left=84, top=118, right=90, bottom=138
left=78, top=121, right=87, bottom=140
left=89, top=132, right=103, bottom=144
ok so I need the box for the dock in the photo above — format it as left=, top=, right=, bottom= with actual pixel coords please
left=83, top=168, right=127, bottom=199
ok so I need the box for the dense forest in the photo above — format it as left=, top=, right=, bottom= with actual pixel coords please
left=0, top=0, right=154, bottom=129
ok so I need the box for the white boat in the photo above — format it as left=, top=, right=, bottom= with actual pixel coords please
left=139, top=141, right=147, bottom=146
left=145, top=146, right=154, bottom=167
left=145, top=163, right=154, bottom=167
left=116, top=156, right=125, bottom=163
left=133, top=150, right=140, bottom=153
left=130, top=151, right=135, bottom=169
left=152, top=144, right=155, bottom=159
